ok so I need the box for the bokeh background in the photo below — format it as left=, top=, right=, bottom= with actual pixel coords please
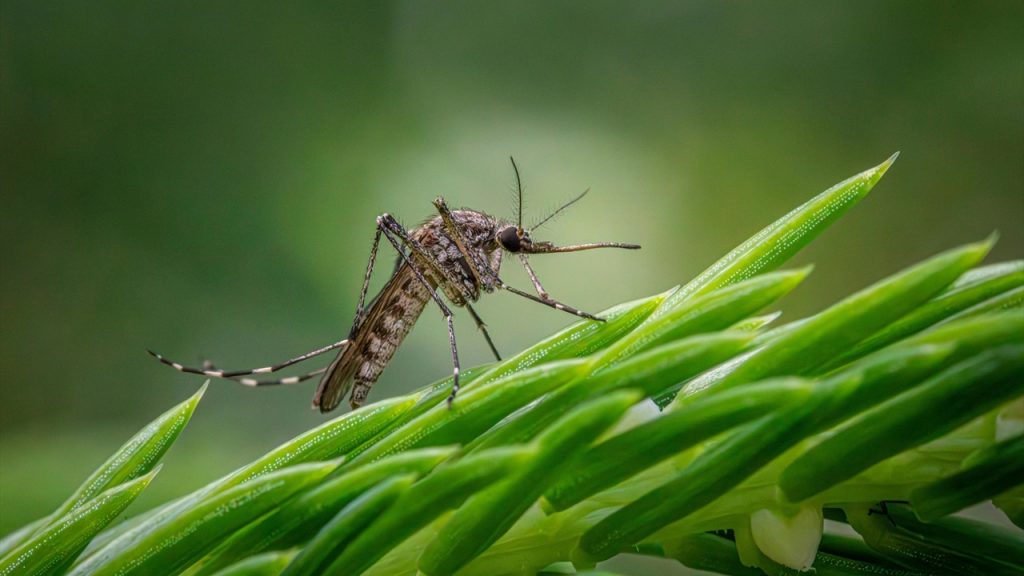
left=2, top=2, right=1022, bottom=572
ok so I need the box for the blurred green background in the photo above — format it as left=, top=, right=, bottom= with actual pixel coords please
left=1, top=0, right=1022, bottom=565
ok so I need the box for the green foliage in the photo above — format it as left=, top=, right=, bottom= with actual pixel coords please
left=2, top=156, right=1021, bottom=576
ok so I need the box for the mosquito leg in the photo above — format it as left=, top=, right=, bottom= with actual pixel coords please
left=517, top=253, right=549, bottom=299
left=351, top=226, right=384, bottom=333
left=510, top=256, right=602, bottom=322
left=148, top=339, right=348, bottom=380
left=197, top=357, right=325, bottom=387
left=377, top=215, right=463, bottom=406
left=235, top=367, right=327, bottom=387
left=432, top=196, right=490, bottom=288
left=498, top=281, right=605, bottom=322
left=465, top=302, right=502, bottom=361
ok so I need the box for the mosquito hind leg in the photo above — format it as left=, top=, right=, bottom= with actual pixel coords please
left=235, top=367, right=328, bottom=387
left=148, top=339, right=348, bottom=381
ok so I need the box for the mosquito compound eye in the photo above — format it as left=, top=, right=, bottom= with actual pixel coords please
left=498, top=226, right=521, bottom=252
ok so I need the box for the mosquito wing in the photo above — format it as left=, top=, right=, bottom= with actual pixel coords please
left=313, top=263, right=430, bottom=412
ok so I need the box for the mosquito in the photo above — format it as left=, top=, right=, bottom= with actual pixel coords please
left=150, top=158, right=640, bottom=412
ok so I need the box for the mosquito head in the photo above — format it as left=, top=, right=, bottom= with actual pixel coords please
left=496, top=224, right=530, bottom=253
left=496, top=223, right=639, bottom=255
left=500, top=158, right=641, bottom=255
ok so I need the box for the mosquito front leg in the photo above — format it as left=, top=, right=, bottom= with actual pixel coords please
left=377, top=214, right=464, bottom=406
left=432, top=196, right=490, bottom=287
left=517, top=253, right=549, bottom=299
left=350, top=226, right=384, bottom=334
left=148, top=339, right=347, bottom=382
left=498, top=281, right=605, bottom=322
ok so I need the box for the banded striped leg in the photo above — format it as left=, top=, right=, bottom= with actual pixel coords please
left=465, top=303, right=502, bottom=361
left=148, top=339, right=347, bottom=386
left=377, top=214, right=463, bottom=406
left=232, top=367, right=328, bottom=387
left=198, top=358, right=327, bottom=387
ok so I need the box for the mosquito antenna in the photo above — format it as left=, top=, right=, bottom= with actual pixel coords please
left=510, top=156, right=523, bottom=230
left=531, top=188, right=589, bottom=231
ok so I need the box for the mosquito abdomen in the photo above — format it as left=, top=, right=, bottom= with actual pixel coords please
left=315, top=264, right=431, bottom=411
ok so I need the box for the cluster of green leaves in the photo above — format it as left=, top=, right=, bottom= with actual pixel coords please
left=2, top=154, right=1021, bottom=576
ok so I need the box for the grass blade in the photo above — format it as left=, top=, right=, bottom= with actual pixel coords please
left=844, top=504, right=1023, bottom=575
left=76, top=394, right=415, bottom=563
left=319, top=446, right=534, bottom=576
left=282, top=475, right=416, bottom=576
left=692, top=238, right=994, bottom=398
left=596, top=268, right=810, bottom=366
left=0, top=469, right=158, bottom=576
left=71, top=462, right=335, bottom=576
left=910, top=433, right=1024, bottom=521
left=467, top=292, right=667, bottom=386
left=781, top=345, right=1024, bottom=502
left=46, top=385, right=203, bottom=529
left=208, top=551, right=296, bottom=576
left=468, top=331, right=754, bottom=451
left=662, top=154, right=897, bottom=307
left=186, top=447, right=456, bottom=576
left=543, top=378, right=814, bottom=511
left=419, top=391, right=641, bottom=576
left=578, top=343, right=956, bottom=562
left=344, top=360, right=586, bottom=466
left=824, top=260, right=1023, bottom=369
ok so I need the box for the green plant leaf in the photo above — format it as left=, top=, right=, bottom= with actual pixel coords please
left=944, top=285, right=1024, bottom=323
left=318, top=445, right=534, bottom=576
left=660, top=153, right=897, bottom=309
left=823, top=260, right=1023, bottom=369
left=781, top=345, right=1024, bottom=502
left=282, top=475, right=416, bottom=576
left=843, top=504, right=1023, bottom=575
left=677, top=238, right=994, bottom=401
left=910, top=434, right=1024, bottom=522
left=544, top=378, right=814, bottom=511
left=0, top=469, right=158, bottom=576
left=46, top=384, right=203, bottom=530
left=596, top=267, right=811, bottom=366
left=419, top=390, right=641, bottom=576
left=223, top=394, right=417, bottom=487
left=468, top=331, right=755, bottom=452
left=208, top=551, right=296, bottom=576
left=344, top=360, right=586, bottom=466
left=186, top=447, right=456, bottom=576
left=76, top=393, right=415, bottom=564
left=71, top=462, right=335, bottom=576
left=577, top=342, right=958, bottom=562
